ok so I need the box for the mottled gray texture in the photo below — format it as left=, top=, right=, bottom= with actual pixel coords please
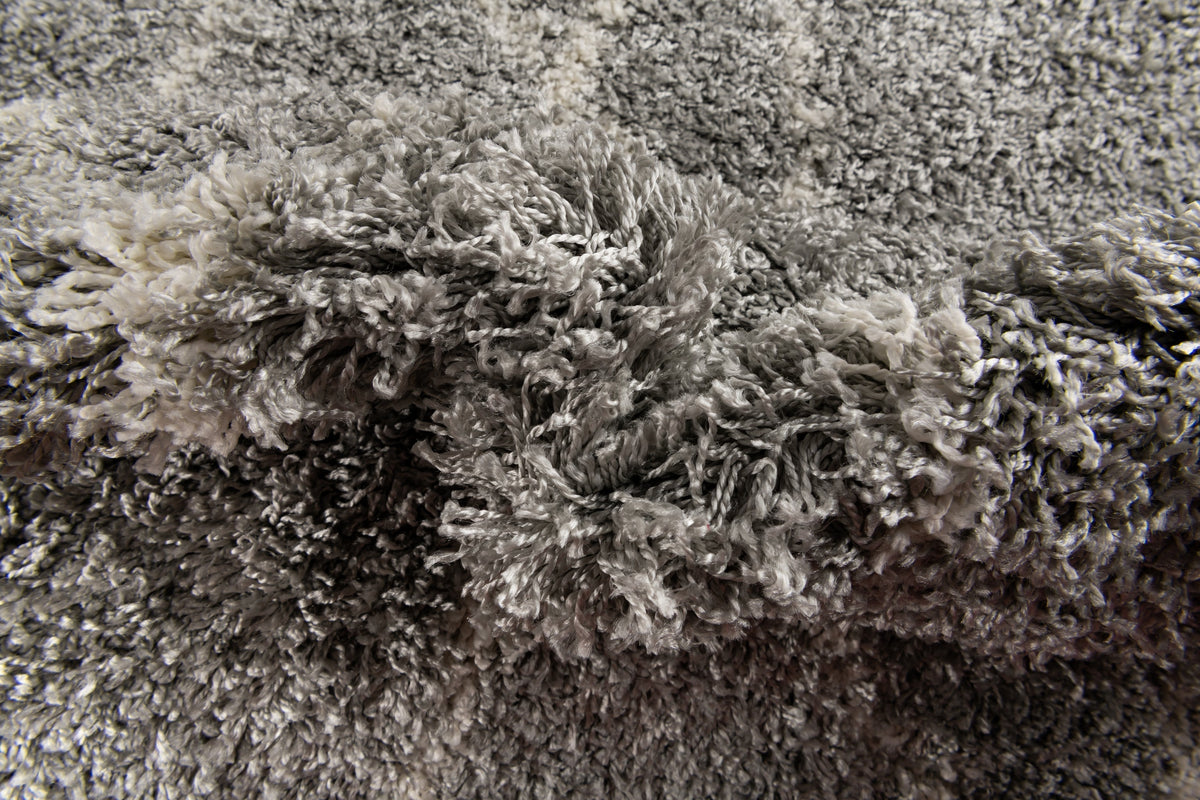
left=2, top=2, right=1199, bottom=799
left=801, top=1, right=1200, bottom=238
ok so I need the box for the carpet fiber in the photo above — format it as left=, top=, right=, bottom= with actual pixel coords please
left=3, top=2, right=1200, bottom=798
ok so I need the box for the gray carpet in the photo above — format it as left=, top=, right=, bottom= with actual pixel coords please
left=3, top=1, right=1200, bottom=798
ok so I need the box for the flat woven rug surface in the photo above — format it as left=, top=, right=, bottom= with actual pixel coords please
left=3, top=2, right=1200, bottom=798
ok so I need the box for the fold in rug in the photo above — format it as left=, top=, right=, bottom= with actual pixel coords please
left=2, top=91, right=1199, bottom=798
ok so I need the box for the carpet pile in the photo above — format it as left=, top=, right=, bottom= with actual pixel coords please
left=2, top=1, right=1200, bottom=798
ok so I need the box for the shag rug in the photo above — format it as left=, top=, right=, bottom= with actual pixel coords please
left=3, top=1, right=1200, bottom=798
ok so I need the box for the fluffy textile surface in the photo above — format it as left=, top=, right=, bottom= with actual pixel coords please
left=3, top=3, right=1200, bottom=799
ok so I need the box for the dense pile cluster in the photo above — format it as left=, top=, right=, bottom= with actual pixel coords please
left=2, top=91, right=1198, bottom=797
